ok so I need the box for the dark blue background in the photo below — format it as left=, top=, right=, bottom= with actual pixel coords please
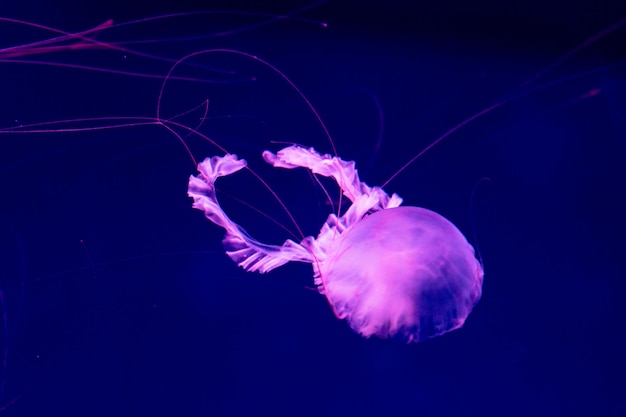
left=1, top=1, right=625, bottom=416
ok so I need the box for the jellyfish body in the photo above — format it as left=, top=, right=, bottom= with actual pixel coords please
left=188, top=145, right=484, bottom=343
left=321, top=206, right=483, bottom=342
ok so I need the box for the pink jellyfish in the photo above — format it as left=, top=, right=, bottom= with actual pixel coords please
left=188, top=145, right=484, bottom=343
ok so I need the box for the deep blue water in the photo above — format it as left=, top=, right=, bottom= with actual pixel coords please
left=1, top=1, right=625, bottom=416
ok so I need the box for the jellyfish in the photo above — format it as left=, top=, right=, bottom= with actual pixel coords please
left=188, top=145, right=484, bottom=343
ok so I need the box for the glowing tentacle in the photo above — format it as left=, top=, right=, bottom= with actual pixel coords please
left=188, top=153, right=313, bottom=273
left=189, top=145, right=402, bottom=277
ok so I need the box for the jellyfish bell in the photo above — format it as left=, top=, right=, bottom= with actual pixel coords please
left=321, top=206, right=483, bottom=343
left=188, top=144, right=484, bottom=343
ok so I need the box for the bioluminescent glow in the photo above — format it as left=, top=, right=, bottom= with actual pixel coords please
left=189, top=145, right=483, bottom=342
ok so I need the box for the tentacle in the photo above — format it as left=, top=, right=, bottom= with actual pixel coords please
left=263, top=145, right=403, bottom=281
left=263, top=145, right=402, bottom=223
left=189, top=145, right=403, bottom=278
left=188, top=154, right=313, bottom=273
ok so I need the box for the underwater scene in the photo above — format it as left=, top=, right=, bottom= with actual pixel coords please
left=0, top=0, right=624, bottom=415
